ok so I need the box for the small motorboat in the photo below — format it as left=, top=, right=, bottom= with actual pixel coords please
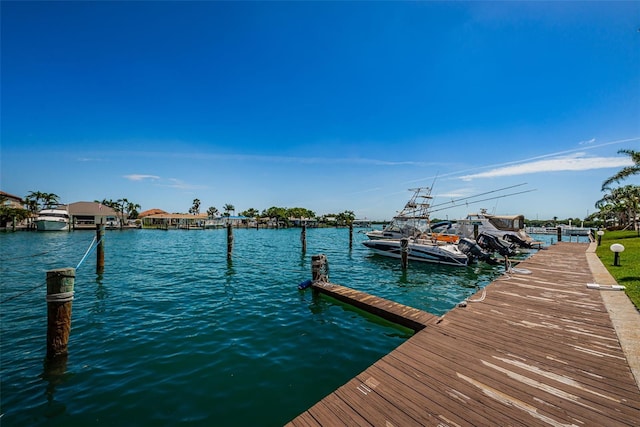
left=362, top=237, right=468, bottom=267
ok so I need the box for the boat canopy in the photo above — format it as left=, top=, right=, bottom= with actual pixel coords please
left=483, top=214, right=525, bottom=231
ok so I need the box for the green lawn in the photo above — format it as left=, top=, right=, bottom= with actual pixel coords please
left=595, top=230, right=640, bottom=310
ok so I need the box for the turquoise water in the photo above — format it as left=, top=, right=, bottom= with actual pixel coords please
left=1, top=228, right=534, bottom=426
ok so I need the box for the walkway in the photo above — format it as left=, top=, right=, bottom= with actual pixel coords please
left=287, top=242, right=640, bottom=426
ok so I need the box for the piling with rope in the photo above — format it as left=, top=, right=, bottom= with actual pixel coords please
left=400, top=238, right=409, bottom=270
left=46, top=268, right=75, bottom=360
left=96, top=223, right=105, bottom=274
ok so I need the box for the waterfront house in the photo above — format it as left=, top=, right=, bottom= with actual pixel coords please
left=0, top=191, right=25, bottom=209
left=68, top=201, right=118, bottom=229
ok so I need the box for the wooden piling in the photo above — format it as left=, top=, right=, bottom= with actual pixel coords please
left=349, top=223, right=353, bottom=249
left=46, top=267, right=75, bottom=360
left=301, top=223, right=307, bottom=253
left=557, top=226, right=562, bottom=242
left=311, top=254, right=328, bottom=282
left=96, top=223, right=105, bottom=274
left=400, top=237, right=409, bottom=270
left=473, top=223, right=479, bottom=240
left=227, top=223, right=234, bottom=261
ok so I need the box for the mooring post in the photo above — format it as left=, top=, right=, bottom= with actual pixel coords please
left=301, top=223, right=307, bottom=253
left=557, top=226, right=562, bottom=242
left=96, top=223, right=105, bottom=274
left=46, top=267, right=75, bottom=360
left=473, top=224, right=479, bottom=240
left=227, top=223, right=234, bottom=261
left=349, top=222, right=353, bottom=249
left=400, top=238, right=409, bottom=270
left=311, top=254, right=328, bottom=282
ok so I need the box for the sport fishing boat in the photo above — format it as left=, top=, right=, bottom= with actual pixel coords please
left=362, top=237, right=469, bottom=267
left=366, top=187, right=433, bottom=240
left=35, top=206, right=70, bottom=231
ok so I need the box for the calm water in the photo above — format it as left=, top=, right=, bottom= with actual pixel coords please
left=1, top=228, right=551, bottom=426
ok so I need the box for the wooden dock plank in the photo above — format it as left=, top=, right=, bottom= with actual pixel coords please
left=405, top=328, right=638, bottom=426
left=307, top=394, right=371, bottom=427
left=311, top=281, right=437, bottom=331
left=286, top=243, right=640, bottom=426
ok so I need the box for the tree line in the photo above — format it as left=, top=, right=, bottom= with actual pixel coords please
left=186, top=198, right=356, bottom=226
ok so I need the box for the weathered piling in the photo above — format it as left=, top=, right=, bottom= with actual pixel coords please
left=227, top=223, right=234, bottom=261
left=557, top=226, right=562, bottom=242
left=301, top=223, right=307, bottom=253
left=46, top=268, right=75, bottom=359
left=349, top=223, right=353, bottom=249
left=96, top=223, right=105, bottom=274
left=400, top=237, right=409, bottom=270
left=311, top=254, right=328, bottom=282
left=473, top=223, right=479, bottom=240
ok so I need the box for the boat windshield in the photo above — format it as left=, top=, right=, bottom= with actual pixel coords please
left=40, top=212, right=69, bottom=219
left=387, top=218, right=430, bottom=235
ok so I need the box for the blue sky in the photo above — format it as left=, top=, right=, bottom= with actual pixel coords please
left=2, top=1, right=639, bottom=221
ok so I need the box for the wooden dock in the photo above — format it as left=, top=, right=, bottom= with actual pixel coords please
left=288, top=242, right=640, bottom=426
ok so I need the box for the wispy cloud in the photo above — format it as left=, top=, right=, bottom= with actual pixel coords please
left=460, top=153, right=633, bottom=181
left=161, top=178, right=208, bottom=191
left=108, top=149, right=441, bottom=167
left=124, top=174, right=160, bottom=181
left=77, top=157, right=106, bottom=162
left=578, top=138, right=596, bottom=145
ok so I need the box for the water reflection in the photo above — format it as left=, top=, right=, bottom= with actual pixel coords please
left=92, top=274, right=108, bottom=314
left=41, top=355, right=69, bottom=419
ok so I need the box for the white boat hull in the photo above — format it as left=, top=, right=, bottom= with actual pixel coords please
left=362, top=239, right=468, bottom=267
left=36, top=219, right=69, bottom=231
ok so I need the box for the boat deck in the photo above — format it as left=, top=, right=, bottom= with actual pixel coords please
left=287, top=242, right=640, bottom=426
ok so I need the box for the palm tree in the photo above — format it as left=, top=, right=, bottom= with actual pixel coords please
left=595, top=185, right=640, bottom=230
left=602, top=149, right=640, bottom=191
left=42, top=193, right=60, bottom=209
left=207, top=206, right=219, bottom=218
left=125, top=201, right=141, bottom=221
left=190, top=199, right=201, bottom=215
left=223, top=204, right=235, bottom=217
left=27, top=191, right=59, bottom=211
left=25, top=191, right=43, bottom=214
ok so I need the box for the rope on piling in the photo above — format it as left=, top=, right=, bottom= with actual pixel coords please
left=1, top=280, right=47, bottom=304
left=1, top=235, right=100, bottom=304
left=75, top=235, right=98, bottom=270
left=0, top=250, right=54, bottom=262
